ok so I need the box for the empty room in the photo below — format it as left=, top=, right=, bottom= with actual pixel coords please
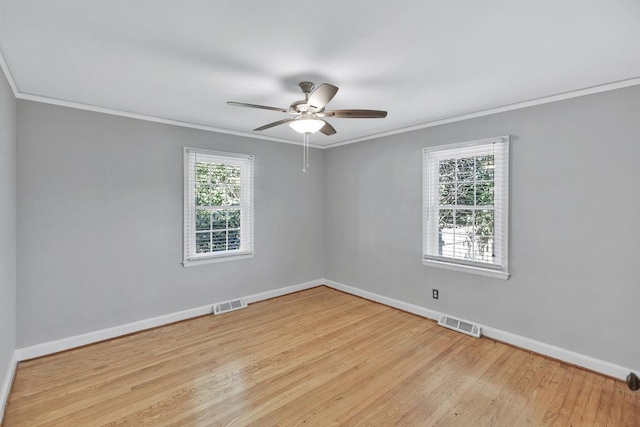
left=1, top=1, right=639, bottom=425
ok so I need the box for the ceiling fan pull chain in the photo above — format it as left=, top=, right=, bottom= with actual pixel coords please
left=305, top=134, right=310, bottom=169
left=302, top=133, right=308, bottom=173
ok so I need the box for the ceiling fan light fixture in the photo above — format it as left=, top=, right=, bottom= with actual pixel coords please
left=289, top=114, right=325, bottom=134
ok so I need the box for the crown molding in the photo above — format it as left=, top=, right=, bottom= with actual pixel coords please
left=4, top=42, right=639, bottom=151
left=321, top=76, right=640, bottom=149
left=16, top=92, right=324, bottom=148
left=0, top=48, right=18, bottom=97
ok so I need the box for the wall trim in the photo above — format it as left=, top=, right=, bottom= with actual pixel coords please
left=11, top=277, right=639, bottom=382
left=243, top=279, right=323, bottom=304
left=321, top=76, right=640, bottom=149
left=0, top=352, right=18, bottom=424
left=15, top=92, right=324, bottom=149
left=15, top=279, right=323, bottom=361
left=323, top=278, right=639, bottom=381
left=6, top=69, right=640, bottom=151
left=324, top=279, right=443, bottom=321
left=0, top=49, right=18, bottom=97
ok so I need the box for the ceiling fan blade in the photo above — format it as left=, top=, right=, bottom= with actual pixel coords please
left=318, top=109, right=387, bottom=118
left=307, top=83, right=339, bottom=111
left=319, top=122, right=337, bottom=136
left=253, top=118, right=295, bottom=131
left=227, top=101, right=288, bottom=113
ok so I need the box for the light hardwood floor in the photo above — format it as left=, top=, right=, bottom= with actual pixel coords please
left=4, top=286, right=639, bottom=426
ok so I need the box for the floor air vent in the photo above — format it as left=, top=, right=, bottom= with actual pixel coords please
left=438, top=315, right=482, bottom=338
left=213, top=298, right=248, bottom=315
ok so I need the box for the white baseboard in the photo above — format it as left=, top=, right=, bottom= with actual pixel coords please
left=13, top=277, right=637, bottom=382
left=15, top=279, right=324, bottom=362
left=481, top=327, right=637, bottom=381
left=324, top=279, right=443, bottom=322
left=0, top=352, right=18, bottom=424
left=15, top=305, right=213, bottom=361
left=323, top=278, right=638, bottom=381
left=244, top=279, right=323, bottom=304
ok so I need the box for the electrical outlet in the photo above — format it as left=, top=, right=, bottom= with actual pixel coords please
left=432, top=289, right=439, bottom=299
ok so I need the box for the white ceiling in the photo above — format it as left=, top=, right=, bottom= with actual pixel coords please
left=1, top=0, right=639, bottom=147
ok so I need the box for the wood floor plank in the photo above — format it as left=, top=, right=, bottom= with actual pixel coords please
left=3, top=286, right=638, bottom=426
left=428, top=346, right=522, bottom=425
left=567, top=371, right=603, bottom=426
left=282, top=326, right=457, bottom=426
left=24, top=295, right=384, bottom=425
left=398, top=341, right=515, bottom=426
left=112, top=305, right=406, bottom=426
left=338, top=336, right=494, bottom=425
left=513, top=360, right=566, bottom=425
left=249, top=321, right=446, bottom=426
left=498, top=355, right=559, bottom=424
left=9, top=290, right=367, bottom=420
left=551, top=368, right=586, bottom=426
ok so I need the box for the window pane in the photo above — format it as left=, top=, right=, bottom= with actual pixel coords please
left=227, top=166, right=241, bottom=185
left=228, top=209, right=241, bottom=229
left=226, top=185, right=240, bottom=206
left=196, top=209, right=210, bottom=231
left=212, top=210, right=227, bottom=229
left=453, top=234, right=472, bottom=260
left=210, top=164, right=228, bottom=184
left=196, top=232, right=211, bottom=253
left=228, top=230, right=240, bottom=250
left=476, top=183, right=494, bottom=206
left=475, top=210, right=494, bottom=236
left=212, top=231, right=227, bottom=252
left=455, top=210, right=474, bottom=230
left=439, top=232, right=455, bottom=258
left=439, top=209, right=454, bottom=233
left=211, top=186, right=225, bottom=206
left=195, top=163, right=210, bottom=183
left=456, top=183, right=475, bottom=205
left=439, top=159, right=455, bottom=182
left=473, top=236, right=495, bottom=263
left=439, top=183, right=456, bottom=205
left=196, top=185, right=211, bottom=206
left=456, top=157, right=475, bottom=181
left=476, top=155, right=494, bottom=180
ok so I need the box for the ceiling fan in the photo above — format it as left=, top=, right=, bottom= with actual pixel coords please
left=227, top=81, right=387, bottom=136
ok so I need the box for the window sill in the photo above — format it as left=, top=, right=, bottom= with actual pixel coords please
left=183, top=252, right=254, bottom=267
left=421, top=259, right=509, bottom=280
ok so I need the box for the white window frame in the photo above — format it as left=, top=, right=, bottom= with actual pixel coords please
left=422, top=136, right=509, bottom=280
left=183, top=148, right=254, bottom=267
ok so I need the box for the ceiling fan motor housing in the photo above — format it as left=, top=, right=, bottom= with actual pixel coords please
left=290, top=100, right=308, bottom=113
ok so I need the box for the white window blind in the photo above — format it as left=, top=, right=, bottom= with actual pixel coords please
left=423, top=136, right=509, bottom=279
left=183, top=148, right=254, bottom=266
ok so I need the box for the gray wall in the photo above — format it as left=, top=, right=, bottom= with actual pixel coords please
left=16, top=101, right=324, bottom=347
left=324, top=85, right=640, bottom=371
left=13, top=84, right=640, bottom=373
left=0, top=70, right=16, bottom=383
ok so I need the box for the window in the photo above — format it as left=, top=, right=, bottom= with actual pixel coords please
left=423, top=136, right=509, bottom=279
left=183, top=148, right=254, bottom=266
